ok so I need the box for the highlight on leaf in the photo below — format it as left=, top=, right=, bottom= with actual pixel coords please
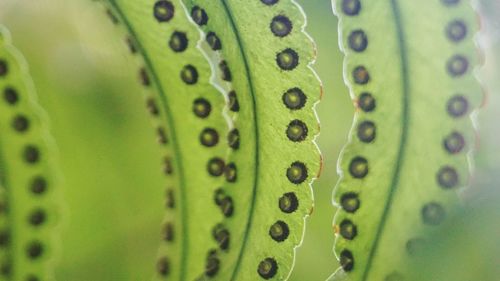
left=331, top=0, right=482, bottom=280
left=98, top=1, right=231, bottom=280
left=0, top=26, right=60, bottom=281
left=180, top=0, right=322, bottom=280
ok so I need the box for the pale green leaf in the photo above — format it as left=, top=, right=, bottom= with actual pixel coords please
left=332, top=0, right=482, bottom=280
left=0, top=26, right=60, bottom=281
left=180, top=1, right=321, bottom=280
left=98, top=1, right=229, bottom=280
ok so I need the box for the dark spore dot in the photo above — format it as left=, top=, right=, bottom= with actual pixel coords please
left=279, top=192, right=299, bottom=213
left=0, top=60, right=8, bottom=76
left=126, top=37, right=137, bottom=54
left=340, top=193, right=360, bottom=213
left=286, top=162, right=308, bottom=184
left=283, top=88, right=307, bottom=110
left=193, top=98, right=211, bottom=118
left=228, top=91, right=240, bottom=112
left=447, top=95, right=469, bottom=118
left=339, top=220, right=357, bottom=240
left=224, top=163, right=237, bottom=183
left=12, top=115, right=30, bottom=133
left=385, top=272, right=405, bottom=281
left=447, top=55, right=469, bottom=77
left=29, top=209, right=46, bottom=226
left=446, top=20, right=467, bottom=42
left=422, top=202, right=446, bottom=225
left=349, top=157, right=368, bottom=179
left=146, top=98, right=159, bottom=116
left=205, top=251, right=220, bottom=277
left=162, top=222, right=174, bottom=242
left=257, top=258, right=278, bottom=279
left=139, top=68, right=151, bottom=86
left=0, top=231, right=10, bottom=247
left=200, top=128, right=219, bottom=147
left=191, top=6, right=208, bottom=26
left=24, top=145, right=40, bottom=164
left=444, top=131, right=465, bottom=154
left=348, top=30, right=368, bottom=52
left=181, top=65, right=198, bottom=85
left=261, top=0, right=279, bottom=5
left=157, top=127, right=168, bottom=145
left=442, top=0, right=460, bottom=6
left=339, top=250, right=354, bottom=271
left=25, top=275, right=40, bottom=281
left=277, top=48, right=299, bottom=71
left=214, top=188, right=225, bottom=206
left=220, top=197, right=234, bottom=217
left=228, top=129, right=240, bottom=149
left=206, top=32, right=222, bottom=51
left=166, top=189, right=175, bottom=209
left=358, top=92, right=376, bottom=112
left=169, top=31, right=188, bottom=52
left=27, top=241, right=43, bottom=259
left=271, top=15, right=293, bottom=37
left=219, top=60, right=232, bottom=81
left=269, top=220, right=290, bottom=242
left=157, top=257, right=170, bottom=276
left=353, top=66, right=370, bottom=84
left=357, top=121, right=376, bottom=143
left=406, top=238, right=425, bottom=256
left=163, top=157, right=174, bottom=175
left=0, top=263, right=10, bottom=276
left=31, top=177, right=47, bottom=195
left=342, top=0, right=361, bottom=16
left=286, top=120, right=308, bottom=142
left=106, top=9, right=119, bottom=24
left=154, top=1, right=175, bottom=22
left=437, top=166, right=459, bottom=189
left=207, top=158, right=225, bottom=177
left=4, top=88, right=19, bottom=105
left=213, top=225, right=230, bottom=251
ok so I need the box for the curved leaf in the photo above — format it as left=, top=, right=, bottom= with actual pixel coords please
left=332, top=0, right=482, bottom=280
left=0, top=26, right=60, bottom=281
left=179, top=1, right=321, bottom=280
left=98, top=1, right=230, bottom=280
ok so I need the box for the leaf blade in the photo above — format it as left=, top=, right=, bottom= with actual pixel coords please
left=0, top=26, right=60, bottom=281
left=98, top=1, right=230, bottom=280
left=180, top=1, right=322, bottom=280
left=332, top=0, right=482, bottom=280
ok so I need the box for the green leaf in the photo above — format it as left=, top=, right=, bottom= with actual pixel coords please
left=407, top=187, right=500, bottom=281
left=98, top=1, right=229, bottom=280
left=332, top=0, right=482, bottom=280
left=0, top=26, right=60, bottom=281
left=179, top=1, right=321, bottom=280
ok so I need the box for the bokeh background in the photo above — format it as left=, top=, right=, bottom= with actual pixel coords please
left=0, top=0, right=498, bottom=280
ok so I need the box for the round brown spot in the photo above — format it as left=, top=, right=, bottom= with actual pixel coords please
left=269, top=221, right=289, bottom=242
left=257, top=258, right=278, bottom=279
left=286, top=162, right=308, bottom=184
left=153, top=1, right=174, bottom=22
left=191, top=6, right=208, bottom=26
left=271, top=15, right=293, bottom=37
left=279, top=192, right=299, bottom=213
left=276, top=48, right=299, bottom=71
left=169, top=31, right=188, bottom=52
left=349, top=157, right=368, bottom=179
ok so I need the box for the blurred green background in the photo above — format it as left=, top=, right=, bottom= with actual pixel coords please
left=0, top=0, right=498, bottom=280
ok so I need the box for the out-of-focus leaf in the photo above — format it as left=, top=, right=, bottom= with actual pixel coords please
left=98, top=1, right=229, bottom=280
left=0, top=26, right=60, bottom=281
left=331, top=0, right=482, bottom=280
